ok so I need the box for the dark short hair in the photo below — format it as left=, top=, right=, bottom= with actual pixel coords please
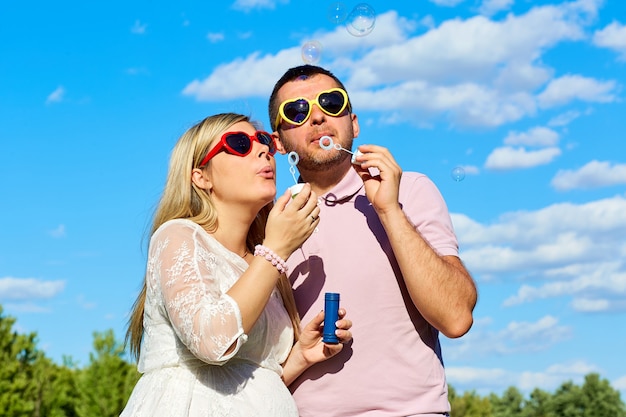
left=268, top=65, right=352, bottom=131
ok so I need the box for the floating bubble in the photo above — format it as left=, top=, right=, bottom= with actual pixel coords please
left=345, top=3, right=376, bottom=37
left=451, top=166, right=466, bottom=182
left=327, top=2, right=348, bottom=24
left=301, top=41, right=323, bottom=64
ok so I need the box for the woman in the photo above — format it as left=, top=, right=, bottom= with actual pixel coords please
left=121, top=113, right=351, bottom=416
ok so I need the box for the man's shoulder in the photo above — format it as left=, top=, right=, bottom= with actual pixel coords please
left=400, top=171, right=435, bottom=189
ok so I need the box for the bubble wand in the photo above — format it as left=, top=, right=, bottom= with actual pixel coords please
left=319, top=136, right=363, bottom=164
left=287, top=151, right=305, bottom=198
left=286, top=151, right=318, bottom=234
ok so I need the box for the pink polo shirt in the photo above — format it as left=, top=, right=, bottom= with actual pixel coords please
left=288, top=168, right=457, bottom=417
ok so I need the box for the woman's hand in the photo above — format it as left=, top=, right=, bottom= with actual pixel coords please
left=297, top=309, right=352, bottom=363
left=264, top=184, right=320, bottom=259
left=281, top=309, right=352, bottom=386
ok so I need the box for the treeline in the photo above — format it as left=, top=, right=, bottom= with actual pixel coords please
left=1, top=305, right=625, bottom=417
left=449, top=375, right=626, bottom=416
left=1, top=306, right=138, bottom=417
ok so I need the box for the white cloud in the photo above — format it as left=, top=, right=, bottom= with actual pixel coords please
left=446, top=360, right=601, bottom=395
left=0, top=277, right=65, bottom=300
left=517, top=361, right=600, bottom=391
left=232, top=0, right=285, bottom=12
left=503, top=126, right=560, bottom=147
left=593, top=21, right=626, bottom=60
left=207, top=32, right=225, bottom=43
left=445, top=315, right=572, bottom=360
left=537, top=74, right=619, bottom=108
left=4, top=302, right=51, bottom=313
left=48, top=224, right=66, bottom=238
left=429, top=0, right=466, bottom=6
left=551, top=160, right=626, bottom=190
left=182, top=50, right=298, bottom=100
left=347, top=4, right=590, bottom=88
left=46, top=86, right=65, bottom=104
left=459, top=165, right=480, bottom=175
left=570, top=297, right=610, bottom=312
left=548, top=109, right=582, bottom=126
left=131, top=20, right=147, bottom=35
left=353, top=81, right=536, bottom=127
left=182, top=3, right=609, bottom=128
left=76, top=294, right=97, bottom=310
left=614, top=374, right=626, bottom=390
left=126, top=67, right=150, bottom=76
left=446, top=366, right=510, bottom=385
left=453, top=195, right=626, bottom=309
left=478, top=0, right=514, bottom=17
left=503, top=262, right=626, bottom=309
left=484, top=146, right=561, bottom=170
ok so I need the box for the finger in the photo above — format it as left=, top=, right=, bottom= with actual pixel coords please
left=273, top=188, right=292, bottom=212
left=335, top=329, right=352, bottom=343
left=335, top=319, right=352, bottom=330
left=290, top=183, right=313, bottom=209
left=300, top=189, right=319, bottom=211
left=304, top=310, right=325, bottom=330
left=308, top=206, right=321, bottom=221
left=355, top=145, right=400, bottom=172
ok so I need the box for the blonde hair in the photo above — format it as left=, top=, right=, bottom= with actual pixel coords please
left=125, top=113, right=301, bottom=360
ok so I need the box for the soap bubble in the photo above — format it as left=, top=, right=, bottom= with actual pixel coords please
left=301, top=41, right=323, bottom=64
left=346, top=3, right=376, bottom=37
left=327, top=2, right=348, bottom=24
left=451, top=166, right=466, bottom=182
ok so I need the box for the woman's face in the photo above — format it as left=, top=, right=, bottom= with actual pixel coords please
left=205, top=121, right=277, bottom=210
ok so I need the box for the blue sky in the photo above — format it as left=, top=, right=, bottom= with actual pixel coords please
left=1, top=0, right=625, bottom=398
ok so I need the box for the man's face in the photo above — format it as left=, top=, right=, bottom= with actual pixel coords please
left=274, top=74, right=359, bottom=172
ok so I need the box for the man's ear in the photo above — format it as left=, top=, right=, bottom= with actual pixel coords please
left=191, top=168, right=212, bottom=191
left=351, top=113, right=360, bottom=139
left=272, top=132, right=288, bottom=155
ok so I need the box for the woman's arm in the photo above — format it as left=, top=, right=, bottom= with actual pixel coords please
left=281, top=309, right=352, bottom=386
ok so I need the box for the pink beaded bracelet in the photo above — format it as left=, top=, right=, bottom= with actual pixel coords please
left=254, top=244, right=288, bottom=275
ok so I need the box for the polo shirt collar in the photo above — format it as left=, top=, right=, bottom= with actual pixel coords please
left=319, top=168, right=363, bottom=206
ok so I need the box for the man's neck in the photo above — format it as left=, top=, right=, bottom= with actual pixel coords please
left=299, top=159, right=352, bottom=196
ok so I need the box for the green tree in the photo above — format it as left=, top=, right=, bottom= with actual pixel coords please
left=450, top=387, right=493, bottom=417
left=490, top=386, right=525, bottom=417
left=31, top=354, right=80, bottom=417
left=549, top=380, right=585, bottom=417
left=522, top=387, right=552, bottom=417
left=76, top=329, right=139, bottom=417
left=579, top=372, right=626, bottom=417
left=0, top=305, right=38, bottom=416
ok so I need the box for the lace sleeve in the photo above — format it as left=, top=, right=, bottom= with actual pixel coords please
left=149, top=221, right=247, bottom=364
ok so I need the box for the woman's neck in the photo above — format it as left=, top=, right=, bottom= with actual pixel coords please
left=210, top=203, right=257, bottom=257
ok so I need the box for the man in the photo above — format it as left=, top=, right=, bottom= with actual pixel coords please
left=269, top=65, right=477, bottom=417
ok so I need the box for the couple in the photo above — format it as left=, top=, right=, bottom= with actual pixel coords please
left=120, top=65, right=477, bottom=417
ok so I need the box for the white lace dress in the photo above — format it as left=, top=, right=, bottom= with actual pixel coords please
left=120, top=219, right=298, bottom=417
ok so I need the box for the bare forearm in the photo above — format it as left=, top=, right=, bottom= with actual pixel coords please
left=378, top=207, right=477, bottom=338
left=281, top=342, right=311, bottom=386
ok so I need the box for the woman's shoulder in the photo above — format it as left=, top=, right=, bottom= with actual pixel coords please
left=153, top=218, right=202, bottom=236
left=150, top=219, right=216, bottom=247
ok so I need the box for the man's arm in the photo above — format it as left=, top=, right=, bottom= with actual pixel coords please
left=378, top=205, right=477, bottom=338
left=354, top=144, right=477, bottom=338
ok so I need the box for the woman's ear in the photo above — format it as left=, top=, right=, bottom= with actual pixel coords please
left=191, top=168, right=212, bottom=191
left=272, top=132, right=287, bottom=155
